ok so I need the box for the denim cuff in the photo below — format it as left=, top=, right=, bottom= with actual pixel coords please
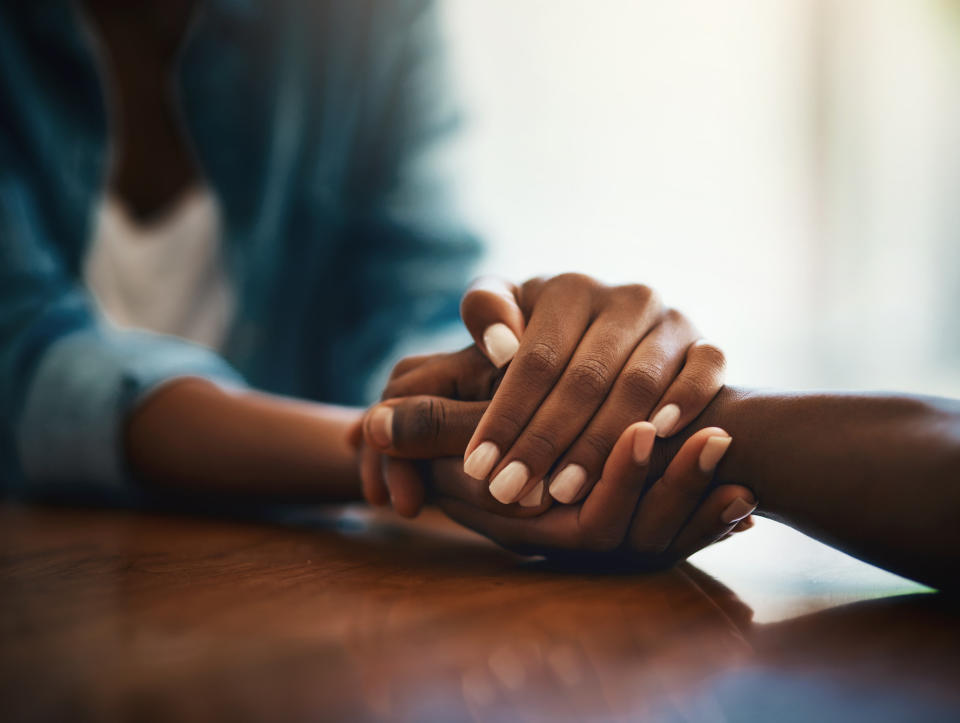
left=15, top=326, right=245, bottom=496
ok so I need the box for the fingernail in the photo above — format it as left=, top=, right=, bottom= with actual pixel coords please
left=632, top=422, right=657, bottom=464
left=549, top=464, right=586, bottom=503
left=483, top=323, right=520, bottom=368
left=519, top=480, right=545, bottom=507
left=464, top=441, right=500, bottom=480
left=650, top=403, right=681, bottom=437
left=721, top=497, right=756, bottom=524
left=368, top=406, right=393, bottom=448
left=699, top=435, right=732, bottom=474
left=489, top=460, right=530, bottom=504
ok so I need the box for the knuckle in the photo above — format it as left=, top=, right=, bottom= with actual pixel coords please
left=618, top=283, right=654, bottom=306
left=661, top=474, right=706, bottom=503
left=673, top=374, right=712, bottom=403
left=662, top=307, right=686, bottom=325
left=516, top=340, right=564, bottom=384
left=577, top=429, right=616, bottom=462
left=551, top=272, right=594, bottom=290
left=566, top=356, right=613, bottom=400
left=693, top=341, right=727, bottom=371
left=487, top=408, right=525, bottom=441
left=620, top=362, right=664, bottom=403
left=403, top=397, right=444, bottom=446
left=519, top=427, right=561, bottom=461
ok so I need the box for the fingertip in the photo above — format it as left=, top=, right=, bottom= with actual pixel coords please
left=706, top=485, right=755, bottom=525
left=360, top=449, right=390, bottom=507
left=482, top=323, right=520, bottom=368
left=548, top=464, right=586, bottom=504
left=518, top=480, right=546, bottom=508
left=649, top=403, right=681, bottom=438
left=698, top=434, right=732, bottom=475
left=629, top=421, right=657, bottom=465
left=461, top=276, right=525, bottom=366
left=464, top=441, right=500, bottom=480
left=384, top=459, right=426, bottom=518
left=733, top=516, right=755, bottom=532
left=364, top=404, right=394, bottom=450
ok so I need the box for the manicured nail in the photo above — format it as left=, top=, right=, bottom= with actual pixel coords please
left=464, top=441, right=500, bottom=480
left=699, top=435, right=732, bottom=474
left=483, top=323, right=520, bottom=368
left=519, top=480, right=545, bottom=507
left=632, top=422, right=657, bottom=464
left=549, top=464, right=586, bottom=503
left=650, top=403, right=681, bottom=437
left=721, top=497, right=756, bottom=524
left=368, top=405, right=393, bottom=448
left=489, top=460, right=530, bottom=503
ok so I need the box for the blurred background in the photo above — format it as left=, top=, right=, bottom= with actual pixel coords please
left=443, top=0, right=960, bottom=395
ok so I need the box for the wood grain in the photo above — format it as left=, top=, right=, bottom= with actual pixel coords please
left=1, top=502, right=957, bottom=722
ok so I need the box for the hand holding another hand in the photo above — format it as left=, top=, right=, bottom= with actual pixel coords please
left=352, top=273, right=753, bottom=563
left=360, top=274, right=727, bottom=509
left=358, top=392, right=755, bottom=564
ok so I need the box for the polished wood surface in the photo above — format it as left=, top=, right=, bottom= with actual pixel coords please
left=1, top=501, right=958, bottom=722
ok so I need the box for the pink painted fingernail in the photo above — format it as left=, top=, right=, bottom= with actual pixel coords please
left=483, top=323, right=520, bottom=368
left=721, top=497, right=756, bottom=524
left=549, top=465, right=586, bottom=503
left=650, top=404, right=681, bottom=437
left=489, top=460, right=530, bottom=504
left=519, top=480, right=545, bottom=507
left=632, top=422, right=657, bottom=464
left=368, top=406, right=393, bottom=448
left=464, top=441, right=500, bottom=480
left=699, top=435, right=732, bottom=474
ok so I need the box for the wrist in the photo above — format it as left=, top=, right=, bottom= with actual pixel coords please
left=649, top=385, right=766, bottom=504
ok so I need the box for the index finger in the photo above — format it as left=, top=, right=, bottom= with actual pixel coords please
left=461, top=275, right=596, bottom=482
left=460, top=276, right=525, bottom=368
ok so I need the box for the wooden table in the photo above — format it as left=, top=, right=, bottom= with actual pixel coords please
left=1, top=501, right=958, bottom=722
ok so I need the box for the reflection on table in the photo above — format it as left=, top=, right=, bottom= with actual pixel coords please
left=0, top=503, right=955, bottom=722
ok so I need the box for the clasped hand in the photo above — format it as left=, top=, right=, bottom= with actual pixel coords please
left=352, top=274, right=756, bottom=565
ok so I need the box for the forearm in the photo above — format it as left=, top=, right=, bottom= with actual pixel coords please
left=125, top=378, right=363, bottom=501
left=667, top=387, right=960, bottom=588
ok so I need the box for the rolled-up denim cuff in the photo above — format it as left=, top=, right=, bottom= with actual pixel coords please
left=16, top=326, right=245, bottom=496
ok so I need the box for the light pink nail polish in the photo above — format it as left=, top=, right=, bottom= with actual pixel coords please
left=519, top=480, right=545, bottom=507
left=632, top=422, right=657, bottom=464
left=489, top=461, right=530, bottom=504
left=721, top=497, right=756, bottom=524
left=483, top=323, right=520, bottom=368
left=699, top=435, right=732, bottom=474
left=368, top=406, right=393, bottom=448
left=650, top=404, right=681, bottom=437
left=549, top=465, right=586, bottom=503
left=464, top=441, right=500, bottom=480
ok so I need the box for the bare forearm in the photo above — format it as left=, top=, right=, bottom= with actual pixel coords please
left=125, top=378, right=363, bottom=501
left=668, top=387, right=960, bottom=588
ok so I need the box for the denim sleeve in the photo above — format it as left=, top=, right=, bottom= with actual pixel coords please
left=308, top=0, right=482, bottom=404
left=0, top=172, right=244, bottom=498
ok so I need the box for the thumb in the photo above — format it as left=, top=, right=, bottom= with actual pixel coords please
left=461, top=276, right=525, bottom=368
left=363, top=396, right=489, bottom=458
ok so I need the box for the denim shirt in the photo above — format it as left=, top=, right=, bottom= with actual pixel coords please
left=0, top=0, right=480, bottom=496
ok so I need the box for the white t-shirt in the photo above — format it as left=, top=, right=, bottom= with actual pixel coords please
left=83, top=187, right=235, bottom=350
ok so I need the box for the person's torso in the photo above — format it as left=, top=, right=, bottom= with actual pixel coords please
left=1, top=0, right=389, bottom=395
